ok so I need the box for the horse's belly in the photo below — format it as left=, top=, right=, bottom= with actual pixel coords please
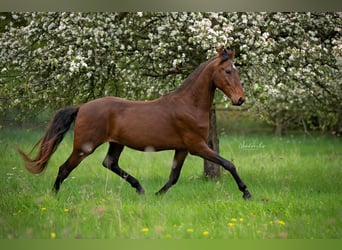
left=110, top=121, right=184, bottom=151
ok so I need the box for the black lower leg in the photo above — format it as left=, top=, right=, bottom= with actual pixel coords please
left=156, top=150, right=188, bottom=195
left=114, top=166, right=145, bottom=194
left=52, top=150, right=85, bottom=194
left=156, top=169, right=180, bottom=195
left=103, top=143, right=144, bottom=194
left=53, top=163, right=72, bottom=194
left=220, top=157, right=251, bottom=199
left=53, top=178, right=61, bottom=193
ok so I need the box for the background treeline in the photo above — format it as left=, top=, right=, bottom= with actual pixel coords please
left=1, top=12, right=341, bottom=135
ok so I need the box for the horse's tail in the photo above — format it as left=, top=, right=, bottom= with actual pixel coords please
left=16, top=106, right=79, bottom=174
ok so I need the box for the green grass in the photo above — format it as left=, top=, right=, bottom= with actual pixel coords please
left=0, top=128, right=341, bottom=239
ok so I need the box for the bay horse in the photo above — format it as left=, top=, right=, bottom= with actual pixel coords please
left=17, top=46, right=252, bottom=199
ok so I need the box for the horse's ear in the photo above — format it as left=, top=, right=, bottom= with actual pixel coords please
left=216, top=45, right=225, bottom=55
left=228, top=48, right=235, bottom=59
left=217, top=45, right=230, bottom=60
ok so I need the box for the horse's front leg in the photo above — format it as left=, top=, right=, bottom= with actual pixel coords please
left=156, top=149, right=188, bottom=195
left=190, top=142, right=252, bottom=199
left=215, top=154, right=252, bottom=199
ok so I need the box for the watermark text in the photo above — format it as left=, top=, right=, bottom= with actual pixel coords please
left=239, top=140, right=265, bottom=150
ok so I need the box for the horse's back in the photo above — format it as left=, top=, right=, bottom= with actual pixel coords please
left=73, top=96, right=185, bottom=151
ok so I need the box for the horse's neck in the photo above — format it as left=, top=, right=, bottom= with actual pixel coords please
left=176, top=65, right=216, bottom=112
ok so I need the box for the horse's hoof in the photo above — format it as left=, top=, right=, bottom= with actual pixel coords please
left=243, top=190, right=252, bottom=200
left=136, top=188, right=145, bottom=195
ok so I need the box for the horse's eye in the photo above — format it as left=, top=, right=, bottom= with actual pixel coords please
left=225, top=69, right=232, bottom=74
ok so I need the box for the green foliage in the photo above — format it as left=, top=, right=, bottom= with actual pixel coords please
left=0, top=129, right=341, bottom=238
left=0, top=12, right=341, bottom=133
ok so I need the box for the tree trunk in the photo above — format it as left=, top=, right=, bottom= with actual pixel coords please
left=274, top=112, right=284, bottom=136
left=204, top=103, right=221, bottom=178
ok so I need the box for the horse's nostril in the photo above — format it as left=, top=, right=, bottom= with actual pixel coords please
left=237, top=97, right=245, bottom=106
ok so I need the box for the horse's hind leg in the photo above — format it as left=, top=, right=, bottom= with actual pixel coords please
left=156, top=149, right=188, bottom=195
left=53, top=150, right=84, bottom=193
left=102, top=142, right=145, bottom=194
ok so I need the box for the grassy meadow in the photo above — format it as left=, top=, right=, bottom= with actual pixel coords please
left=0, top=128, right=341, bottom=239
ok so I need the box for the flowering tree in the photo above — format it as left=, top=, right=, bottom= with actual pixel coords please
left=186, top=12, right=342, bottom=134
left=1, top=12, right=341, bottom=135
left=234, top=13, right=342, bottom=135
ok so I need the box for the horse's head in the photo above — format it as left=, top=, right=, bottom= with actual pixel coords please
left=212, top=46, right=245, bottom=106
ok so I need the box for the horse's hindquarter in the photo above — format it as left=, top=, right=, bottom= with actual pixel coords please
left=73, top=97, right=120, bottom=150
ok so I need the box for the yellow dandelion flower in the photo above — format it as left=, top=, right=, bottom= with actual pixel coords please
left=187, top=228, right=194, bottom=233
left=277, top=220, right=286, bottom=226
left=50, top=232, right=57, bottom=239
left=64, top=208, right=69, bottom=213
left=202, top=231, right=209, bottom=236
left=269, top=221, right=273, bottom=225
left=231, top=218, right=237, bottom=222
left=141, top=227, right=149, bottom=233
left=41, top=207, right=47, bottom=212
left=239, top=217, right=244, bottom=222
left=228, top=223, right=235, bottom=228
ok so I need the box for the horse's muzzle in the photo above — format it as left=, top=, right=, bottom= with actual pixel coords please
left=233, top=97, right=245, bottom=106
